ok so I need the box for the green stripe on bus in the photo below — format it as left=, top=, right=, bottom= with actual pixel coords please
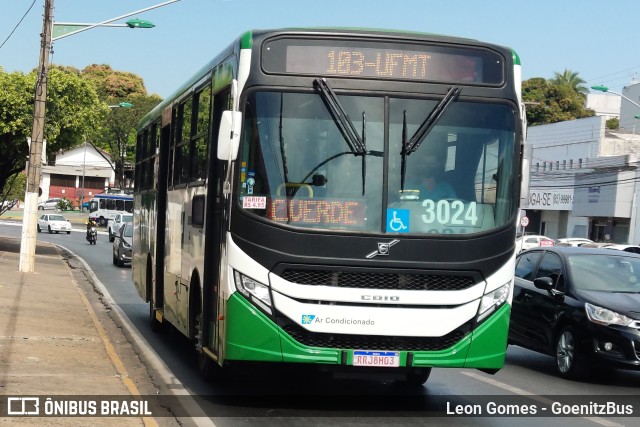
left=511, top=49, right=521, bottom=66
left=240, top=30, right=253, bottom=50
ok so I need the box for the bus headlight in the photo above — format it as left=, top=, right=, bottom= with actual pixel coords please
left=477, top=282, right=511, bottom=322
left=233, top=270, right=272, bottom=314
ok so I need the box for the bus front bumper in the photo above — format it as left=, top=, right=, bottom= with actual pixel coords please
left=224, top=293, right=509, bottom=370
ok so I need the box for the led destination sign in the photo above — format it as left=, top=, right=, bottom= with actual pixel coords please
left=263, top=38, right=505, bottom=84
left=267, top=198, right=366, bottom=228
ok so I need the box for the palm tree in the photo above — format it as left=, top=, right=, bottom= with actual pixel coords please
left=550, top=69, right=588, bottom=98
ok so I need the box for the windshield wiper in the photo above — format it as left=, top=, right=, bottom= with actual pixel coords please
left=406, top=86, right=461, bottom=154
left=400, top=86, right=461, bottom=191
left=314, top=78, right=366, bottom=155
left=315, top=77, right=371, bottom=194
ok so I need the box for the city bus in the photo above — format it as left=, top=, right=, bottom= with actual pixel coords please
left=88, top=192, right=134, bottom=226
left=132, top=28, right=524, bottom=384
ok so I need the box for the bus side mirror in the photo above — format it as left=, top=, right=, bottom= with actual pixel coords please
left=217, top=110, right=242, bottom=161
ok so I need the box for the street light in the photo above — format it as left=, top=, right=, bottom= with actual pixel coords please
left=109, top=102, right=134, bottom=109
left=51, top=0, right=180, bottom=41
left=591, top=85, right=640, bottom=109
left=20, top=0, right=181, bottom=272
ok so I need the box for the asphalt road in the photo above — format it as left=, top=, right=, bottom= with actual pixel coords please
left=1, top=221, right=639, bottom=426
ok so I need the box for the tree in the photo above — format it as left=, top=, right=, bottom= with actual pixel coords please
left=523, top=77, right=595, bottom=126
left=0, top=172, right=26, bottom=216
left=0, top=66, right=107, bottom=199
left=550, top=69, right=589, bottom=98
left=606, top=117, right=620, bottom=130
left=82, top=65, right=162, bottom=188
left=81, top=64, right=147, bottom=99
left=97, top=93, right=162, bottom=188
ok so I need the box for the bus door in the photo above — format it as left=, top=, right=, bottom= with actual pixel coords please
left=202, top=88, right=231, bottom=357
left=153, top=121, right=170, bottom=324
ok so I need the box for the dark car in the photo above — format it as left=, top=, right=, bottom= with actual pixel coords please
left=112, top=222, right=133, bottom=267
left=509, top=246, right=640, bottom=379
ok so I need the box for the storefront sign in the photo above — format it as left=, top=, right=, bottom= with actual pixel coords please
left=527, top=190, right=574, bottom=210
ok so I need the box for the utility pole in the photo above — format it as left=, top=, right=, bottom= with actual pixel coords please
left=19, top=0, right=54, bottom=272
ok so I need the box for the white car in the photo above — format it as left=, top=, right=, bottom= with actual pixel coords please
left=37, top=214, right=72, bottom=234
left=604, top=244, right=640, bottom=254
left=515, top=234, right=554, bottom=253
left=555, top=237, right=593, bottom=247
left=107, top=213, right=133, bottom=242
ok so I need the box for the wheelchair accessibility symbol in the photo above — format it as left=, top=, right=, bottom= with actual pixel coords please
left=386, top=209, right=409, bottom=233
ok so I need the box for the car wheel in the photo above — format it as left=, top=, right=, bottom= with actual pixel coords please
left=37, top=224, right=41, bottom=233
left=109, top=231, right=114, bottom=242
left=555, top=326, right=587, bottom=379
left=48, top=225, right=52, bottom=234
left=38, top=206, right=43, bottom=210
left=113, top=252, right=117, bottom=265
left=66, top=231, right=71, bottom=234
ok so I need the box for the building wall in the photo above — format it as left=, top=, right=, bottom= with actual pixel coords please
left=586, top=93, right=621, bottom=121
left=620, top=83, right=640, bottom=131
left=38, top=144, right=114, bottom=208
left=522, top=116, right=640, bottom=242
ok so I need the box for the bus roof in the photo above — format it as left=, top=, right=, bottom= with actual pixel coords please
left=92, top=193, right=133, bottom=201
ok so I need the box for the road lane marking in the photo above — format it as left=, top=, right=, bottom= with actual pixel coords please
left=462, top=371, right=625, bottom=427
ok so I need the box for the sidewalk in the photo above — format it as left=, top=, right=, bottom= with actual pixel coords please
left=0, top=236, right=168, bottom=426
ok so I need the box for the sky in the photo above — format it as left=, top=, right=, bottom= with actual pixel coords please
left=1, top=0, right=640, bottom=100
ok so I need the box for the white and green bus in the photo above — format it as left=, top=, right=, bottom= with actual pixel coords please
left=132, top=28, right=524, bottom=384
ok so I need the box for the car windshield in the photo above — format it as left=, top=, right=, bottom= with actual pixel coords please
left=238, top=91, right=517, bottom=235
left=49, top=215, right=66, bottom=221
left=567, top=254, right=640, bottom=292
left=123, top=215, right=133, bottom=223
left=123, top=224, right=133, bottom=238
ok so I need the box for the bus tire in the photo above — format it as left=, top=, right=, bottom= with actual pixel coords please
left=99, top=217, right=107, bottom=227
left=402, top=368, right=432, bottom=386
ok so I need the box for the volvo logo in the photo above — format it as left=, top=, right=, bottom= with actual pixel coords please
left=365, top=239, right=400, bottom=259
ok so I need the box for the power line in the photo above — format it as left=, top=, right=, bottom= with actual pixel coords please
left=0, top=0, right=37, bottom=51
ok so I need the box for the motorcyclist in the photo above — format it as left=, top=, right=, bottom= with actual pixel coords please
left=86, top=219, right=97, bottom=240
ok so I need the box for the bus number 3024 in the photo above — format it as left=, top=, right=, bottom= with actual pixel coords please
left=422, top=200, right=478, bottom=226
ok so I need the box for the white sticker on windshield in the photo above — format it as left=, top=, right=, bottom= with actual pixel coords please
left=242, top=196, right=266, bottom=209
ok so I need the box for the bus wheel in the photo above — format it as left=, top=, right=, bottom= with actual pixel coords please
left=99, top=217, right=107, bottom=227
left=402, top=368, right=432, bottom=386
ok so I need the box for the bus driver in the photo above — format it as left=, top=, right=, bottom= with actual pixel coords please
left=415, top=153, right=456, bottom=201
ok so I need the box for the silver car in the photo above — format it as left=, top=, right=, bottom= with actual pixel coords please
left=38, top=198, right=61, bottom=210
left=112, top=222, right=133, bottom=267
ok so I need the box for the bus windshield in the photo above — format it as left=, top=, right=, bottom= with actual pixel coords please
left=238, top=90, right=517, bottom=235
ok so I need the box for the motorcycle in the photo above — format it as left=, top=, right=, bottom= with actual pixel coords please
left=86, top=227, right=97, bottom=245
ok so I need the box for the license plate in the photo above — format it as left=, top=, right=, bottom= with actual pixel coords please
left=352, top=350, right=400, bottom=367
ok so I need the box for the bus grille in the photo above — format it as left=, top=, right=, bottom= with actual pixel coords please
left=281, top=322, right=470, bottom=351
left=280, top=269, right=476, bottom=291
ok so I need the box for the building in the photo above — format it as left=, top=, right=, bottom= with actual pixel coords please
left=522, top=115, right=640, bottom=244
left=40, top=144, right=115, bottom=208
